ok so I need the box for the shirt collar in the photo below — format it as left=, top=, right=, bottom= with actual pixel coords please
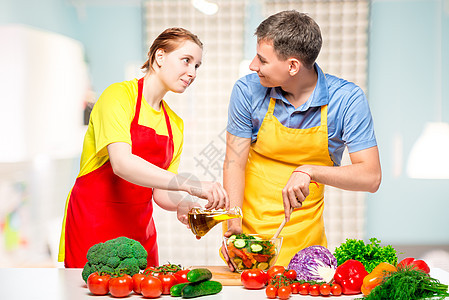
left=269, top=63, right=330, bottom=112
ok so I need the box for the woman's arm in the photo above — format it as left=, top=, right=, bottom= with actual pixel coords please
left=107, top=142, right=228, bottom=209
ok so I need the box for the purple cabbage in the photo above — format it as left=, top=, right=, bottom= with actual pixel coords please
left=287, top=245, right=338, bottom=282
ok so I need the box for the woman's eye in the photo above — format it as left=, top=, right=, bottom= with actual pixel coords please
left=183, top=58, right=189, bottom=63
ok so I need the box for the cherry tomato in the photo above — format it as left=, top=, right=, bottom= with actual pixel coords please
left=267, top=265, right=285, bottom=279
left=87, top=272, right=110, bottom=295
left=331, top=283, right=342, bottom=296
left=132, top=273, right=146, bottom=294
left=109, top=274, right=133, bottom=298
left=141, top=275, right=162, bottom=298
left=298, top=282, right=310, bottom=295
left=320, top=283, right=331, bottom=296
left=309, top=284, right=320, bottom=296
left=265, top=284, right=278, bottom=299
left=174, top=269, right=190, bottom=284
left=278, top=285, right=292, bottom=300
left=284, top=269, right=297, bottom=281
left=290, top=282, right=300, bottom=294
left=241, top=269, right=267, bottom=290
left=159, top=273, right=177, bottom=295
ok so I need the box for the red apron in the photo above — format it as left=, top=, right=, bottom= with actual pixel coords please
left=64, top=77, right=174, bottom=268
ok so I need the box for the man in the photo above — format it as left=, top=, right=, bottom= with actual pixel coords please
left=222, top=10, right=381, bottom=268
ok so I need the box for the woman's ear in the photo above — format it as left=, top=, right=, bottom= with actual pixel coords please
left=155, top=48, right=165, bottom=67
left=288, top=58, right=301, bottom=76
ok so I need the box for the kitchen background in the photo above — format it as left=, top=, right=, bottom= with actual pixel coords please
left=0, top=0, right=448, bottom=271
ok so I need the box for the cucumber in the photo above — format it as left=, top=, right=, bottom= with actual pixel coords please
left=171, top=282, right=189, bottom=297
left=181, top=280, right=222, bottom=298
left=233, top=239, right=246, bottom=248
left=250, top=243, right=263, bottom=253
left=227, top=235, right=237, bottom=245
left=186, top=268, right=212, bottom=283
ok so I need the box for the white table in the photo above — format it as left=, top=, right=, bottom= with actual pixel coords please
left=0, top=267, right=448, bottom=300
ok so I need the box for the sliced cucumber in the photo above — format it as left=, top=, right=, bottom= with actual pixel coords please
left=233, top=239, right=246, bottom=248
left=227, top=235, right=236, bottom=245
left=250, top=243, right=263, bottom=253
left=253, top=236, right=262, bottom=241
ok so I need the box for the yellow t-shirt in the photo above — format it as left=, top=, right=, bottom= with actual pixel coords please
left=79, top=78, right=183, bottom=177
left=58, top=79, right=183, bottom=262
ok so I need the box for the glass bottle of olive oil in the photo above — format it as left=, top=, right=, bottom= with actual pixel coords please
left=188, top=207, right=242, bottom=237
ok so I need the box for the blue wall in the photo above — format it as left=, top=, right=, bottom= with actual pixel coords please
left=367, top=0, right=449, bottom=244
left=0, top=0, right=143, bottom=94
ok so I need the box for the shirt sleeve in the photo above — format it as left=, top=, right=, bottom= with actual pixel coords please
left=91, top=83, right=134, bottom=157
left=342, top=87, right=377, bottom=153
left=226, top=78, right=253, bottom=138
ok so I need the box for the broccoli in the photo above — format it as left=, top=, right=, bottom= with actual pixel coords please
left=81, top=236, right=148, bottom=282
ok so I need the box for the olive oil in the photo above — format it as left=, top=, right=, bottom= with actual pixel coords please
left=188, top=207, right=242, bottom=237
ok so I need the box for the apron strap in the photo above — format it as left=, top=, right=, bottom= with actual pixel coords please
left=132, top=77, right=145, bottom=126
left=161, top=102, right=173, bottom=140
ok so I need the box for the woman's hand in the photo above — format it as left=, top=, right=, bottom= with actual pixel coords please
left=176, top=199, right=201, bottom=226
left=187, top=181, right=229, bottom=210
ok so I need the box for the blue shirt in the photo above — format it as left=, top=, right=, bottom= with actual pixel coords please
left=226, top=64, right=377, bottom=166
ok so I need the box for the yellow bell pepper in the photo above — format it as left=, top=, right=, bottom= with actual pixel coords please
left=361, top=262, right=397, bottom=296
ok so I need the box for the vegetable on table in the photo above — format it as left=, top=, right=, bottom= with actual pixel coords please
left=364, top=268, right=449, bottom=300
left=240, top=268, right=268, bottom=290
left=397, top=257, right=430, bottom=274
left=140, top=275, right=163, bottom=298
left=333, top=259, right=368, bottom=295
left=361, top=262, right=397, bottom=296
left=87, top=272, right=110, bottom=295
left=81, top=236, right=148, bottom=282
left=333, top=238, right=397, bottom=273
left=108, top=274, right=133, bottom=298
left=287, top=245, right=338, bottom=282
left=181, top=280, right=223, bottom=298
left=186, top=268, right=212, bottom=283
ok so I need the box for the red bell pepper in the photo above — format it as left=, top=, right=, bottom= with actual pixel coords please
left=333, top=259, right=368, bottom=295
left=397, top=257, right=430, bottom=274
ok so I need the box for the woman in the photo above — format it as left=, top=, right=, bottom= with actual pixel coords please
left=59, top=27, right=229, bottom=268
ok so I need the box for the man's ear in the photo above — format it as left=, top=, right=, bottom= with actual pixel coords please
left=155, top=48, right=165, bottom=67
left=288, top=58, right=301, bottom=76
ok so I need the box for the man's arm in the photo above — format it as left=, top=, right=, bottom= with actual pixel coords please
left=282, top=146, right=381, bottom=221
left=223, top=132, right=251, bottom=232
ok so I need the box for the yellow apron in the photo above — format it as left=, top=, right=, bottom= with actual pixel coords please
left=237, top=97, right=334, bottom=266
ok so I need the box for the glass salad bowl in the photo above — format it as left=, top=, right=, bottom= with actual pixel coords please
left=223, top=233, right=283, bottom=273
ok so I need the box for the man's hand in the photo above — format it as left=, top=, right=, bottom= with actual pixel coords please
left=221, top=219, right=242, bottom=272
left=281, top=168, right=313, bottom=222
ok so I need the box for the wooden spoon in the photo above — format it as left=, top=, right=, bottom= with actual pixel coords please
left=272, top=207, right=294, bottom=239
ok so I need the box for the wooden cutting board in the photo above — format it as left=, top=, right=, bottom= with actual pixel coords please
left=188, top=265, right=242, bottom=286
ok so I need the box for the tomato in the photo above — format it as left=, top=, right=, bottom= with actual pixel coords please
left=267, top=265, right=285, bottom=279
left=109, top=274, right=133, bottom=298
left=309, top=284, right=320, bottom=296
left=140, top=275, right=162, bottom=298
left=298, top=282, right=310, bottom=295
left=240, top=269, right=267, bottom=289
left=159, top=273, right=177, bottom=295
left=265, top=284, right=278, bottom=299
left=320, top=283, right=331, bottom=296
left=87, top=272, right=110, bottom=296
left=174, top=269, right=190, bottom=283
left=284, top=269, right=297, bottom=281
left=278, top=285, right=292, bottom=300
left=331, top=283, right=342, bottom=296
left=290, top=282, right=300, bottom=294
left=132, top=273, right=147, bottom=294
